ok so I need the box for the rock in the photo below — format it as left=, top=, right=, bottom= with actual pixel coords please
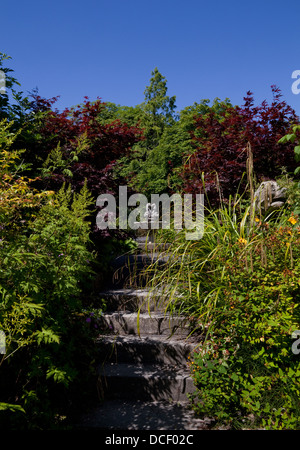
left=254, top=181, right=286, bottom=215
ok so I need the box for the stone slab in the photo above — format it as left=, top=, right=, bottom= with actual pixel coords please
left=77, top=399, right=213, bottom=430
left=98, top=312, right=190, bottom=337
left=98, top=288, right=166, bottom=312
left=98, top=363, right=196, bottom=403
left=96, top=334, right=197, bottom=366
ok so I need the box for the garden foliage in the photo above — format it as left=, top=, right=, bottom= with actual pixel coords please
left=25, top=94, right=144, bottom=197
left=182, top=86, right=299, bottom=205
left=1, top=53, right=300, bottom=430
left=148, top=151, right=300, bottom=429
left=0, top=119, right=99, bottom=428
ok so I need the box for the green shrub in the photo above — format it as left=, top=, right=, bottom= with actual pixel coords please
left=146, top=165, right=300, bottom=428
left=277, top=171, right=300, bottom=216
left=188, top=214, right=300, bottom=429
left=0, top=178, right=99, bottom=428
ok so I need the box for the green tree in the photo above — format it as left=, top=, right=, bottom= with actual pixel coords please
left=114, top=68, right=177, bottom=194
left=141, top=67, right=177, bottom=148
left=116, top=96, right=233, bottom=197
left=0, top=53, right=31, bottom=126
left=95, top=102, right=143, bottom=128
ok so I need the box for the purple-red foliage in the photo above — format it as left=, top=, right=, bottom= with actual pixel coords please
left=29, top=95, right=144, bottom=196
left=183, top=86, right=299, bottom=205
left=27, top=95, right=144, bottom=244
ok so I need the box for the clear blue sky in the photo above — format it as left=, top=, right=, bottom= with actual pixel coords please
left=2, top=0, right=300, bottom=115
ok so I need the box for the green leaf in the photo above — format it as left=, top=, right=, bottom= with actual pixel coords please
left=46, top=367, right=72, bottom=386
left=278, top=134, right=296, bottom=143
left=231, top=373, right=239, bottom=382
left=35, top=328, right=60, bottom=345
left=292, top=125, right=300, bottom=133
left=0, top=402, right=25, bottom=413
left=218, top=365, right=227, bottom=374
left=206, top=361, right=214, bottom=370
left=294, top=166, right=300, bottom=175
left=294, top=146, right=300, bottom=162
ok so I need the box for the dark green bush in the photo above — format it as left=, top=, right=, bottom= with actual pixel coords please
left=0, top=172, right=100, bottom=428
left=189, top=215, right=300, bottom=429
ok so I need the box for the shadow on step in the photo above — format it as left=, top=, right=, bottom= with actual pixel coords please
left=97, top=335, right=194, bottom=366
left=97, top=363, right=195, bottom=403
left=78, top=399, right=212, bottom=430
left=98, top=312, right=190, bottom=338
left=105, top=253, right=169, bottom=289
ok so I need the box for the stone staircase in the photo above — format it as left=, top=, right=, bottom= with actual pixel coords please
left=79, top=235, right=211, bottom=430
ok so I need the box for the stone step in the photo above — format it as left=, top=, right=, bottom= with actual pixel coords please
left=112, top=252, right=170, bottom=269
left=96, top=334, right=196, bottom=366
left=98, top=288, right=169, bottom=313
left=77, top=399, right=213, bottom=430
left=106, top=253, right=169, bottom=288
left=98, top=312, right=190, bottom=337
left=98, top=363, right=195, bottom=403
left=136, top=241, right=171, bottom=253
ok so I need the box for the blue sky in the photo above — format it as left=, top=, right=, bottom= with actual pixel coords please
left=2, top=0, right=300, bottom=115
